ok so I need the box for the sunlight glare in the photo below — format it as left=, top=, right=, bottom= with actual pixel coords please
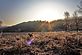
left=24, top=2, right=65, bottom=22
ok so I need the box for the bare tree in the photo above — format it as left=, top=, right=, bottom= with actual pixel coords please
left=0, top=20, right=2, bottom=27
left=74, top=0, right=82, bottom=32
left=64, top=11, right=70, bottom=31
left=73, top=11, right=79, bottom=32
left=0, top=20, right=3, bottom=34
left=77, top=0, right=82, bottom=14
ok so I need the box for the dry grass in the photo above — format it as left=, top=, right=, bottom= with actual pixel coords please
left=0, top=32, right=82, bottom=55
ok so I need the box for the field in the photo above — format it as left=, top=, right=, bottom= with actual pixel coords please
left=0, top=32, right=82, bottom=55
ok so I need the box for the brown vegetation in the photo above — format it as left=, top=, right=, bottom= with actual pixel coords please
left=0, top=32, right=82, bottom=55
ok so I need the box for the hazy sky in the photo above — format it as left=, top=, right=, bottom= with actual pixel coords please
left=0, top=0, right=81, bottom=26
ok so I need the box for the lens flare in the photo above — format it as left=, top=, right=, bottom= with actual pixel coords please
left=26, top=38, right=34, bottom=46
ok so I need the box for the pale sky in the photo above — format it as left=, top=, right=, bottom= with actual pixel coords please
left=0, top=0, right=81, bottom=26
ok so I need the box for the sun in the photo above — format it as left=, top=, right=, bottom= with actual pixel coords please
left=36, top=8, right=60, bottom=21
left=26, top=2, right=64, bottom=22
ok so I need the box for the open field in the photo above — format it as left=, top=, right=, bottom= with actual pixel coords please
left=0, top=32, right=82, bottom=55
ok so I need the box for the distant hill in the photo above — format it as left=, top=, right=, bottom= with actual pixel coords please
left=1, top=21, right=49, bottom=32
left=0, top=17, right=82, bottom=32
left=0, top=26, right=8, bottom=30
